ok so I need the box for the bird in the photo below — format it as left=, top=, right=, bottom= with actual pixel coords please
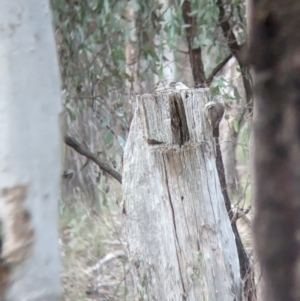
left=204, top=95, right=225, bottom=138
left=169, top=82, right=189, bottom=90
left=62, top=169, right=74, bottom=180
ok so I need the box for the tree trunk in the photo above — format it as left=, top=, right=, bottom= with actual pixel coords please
left=249, top=1, right=300, bottom=300
left=122, top=89, right=241, bottom=301
left=0, top=0, right=62, bottom=300
left=219, top=57, right=247, bottom=198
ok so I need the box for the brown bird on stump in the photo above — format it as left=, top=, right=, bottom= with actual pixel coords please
left=204, top=96, right=225, bottom=138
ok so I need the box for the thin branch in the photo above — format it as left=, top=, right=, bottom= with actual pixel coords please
left=181, top=0, right=206, bottom=86
left=216, top=0, right=241, bottom=56
left=64, top=135, right=122, bottom=184
left=216, top=0, right=253, bottom=113
left=206, top=53, right=233, bottom=85
left=215, top=138, right=255, bottom=301
left=231, top=206, right=251, bottom=226
left=175, top=48, right=189, bottom=54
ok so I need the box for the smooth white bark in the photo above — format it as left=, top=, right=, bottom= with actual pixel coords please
left=0, top=1, right=62, bottom=300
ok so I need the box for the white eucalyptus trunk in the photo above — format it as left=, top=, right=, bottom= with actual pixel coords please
left=0, top=1, right=62, bottom=300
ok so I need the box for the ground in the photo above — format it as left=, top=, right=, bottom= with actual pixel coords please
left=59, top=199, right=131, bottom=301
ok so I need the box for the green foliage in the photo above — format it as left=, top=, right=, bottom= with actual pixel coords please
left=233, top=118, right=239, bottom=133
left=51, top=0, right=128, bottom=94
left=51, top=0, right=247, bottom=140
left=51, top=0, right=131, bottom=154
left=104, top=130, right=113, bottom=145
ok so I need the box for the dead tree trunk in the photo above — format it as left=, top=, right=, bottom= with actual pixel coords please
left=122, top=89, right=242, bottom=301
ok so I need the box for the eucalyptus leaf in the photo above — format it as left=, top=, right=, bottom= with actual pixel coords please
left=101, top=118, right=110, bottom=128
left=233, top=119, right=239, bottom=133
left=157, top=66, right=163, bottom=79
left=104, top=130, right=113, bottom=145
left=233, top=87, right=241, bottom=101
left=66, top=106, right=76, bottom=121
left=117, top=135, right=126, bottom=150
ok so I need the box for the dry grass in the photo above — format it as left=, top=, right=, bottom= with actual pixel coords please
left=59, top=200, right=130, bottom=301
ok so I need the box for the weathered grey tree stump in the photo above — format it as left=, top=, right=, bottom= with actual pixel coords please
left=122, top=89, right=241, bottom=301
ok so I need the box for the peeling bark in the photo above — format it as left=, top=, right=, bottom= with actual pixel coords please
left=0, top=186, right=34, bottom=265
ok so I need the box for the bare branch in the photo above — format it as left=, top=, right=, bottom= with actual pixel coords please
left=181, top=0, right=206, bottom=86
left=216, top=0, right=253, bottom=114
left=216, top=0, right=241, bottom=56
left=206, top=53, right=233, bottom=85
left=64, top=135, right=122, bottom=184
left=215, top=138, right=256, bottom=301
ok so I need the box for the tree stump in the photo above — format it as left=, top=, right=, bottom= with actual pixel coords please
left=122, top=89, right=241, bottom=301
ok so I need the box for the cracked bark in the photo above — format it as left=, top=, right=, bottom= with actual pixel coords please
left=122, top=89, right=242, bottom=301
